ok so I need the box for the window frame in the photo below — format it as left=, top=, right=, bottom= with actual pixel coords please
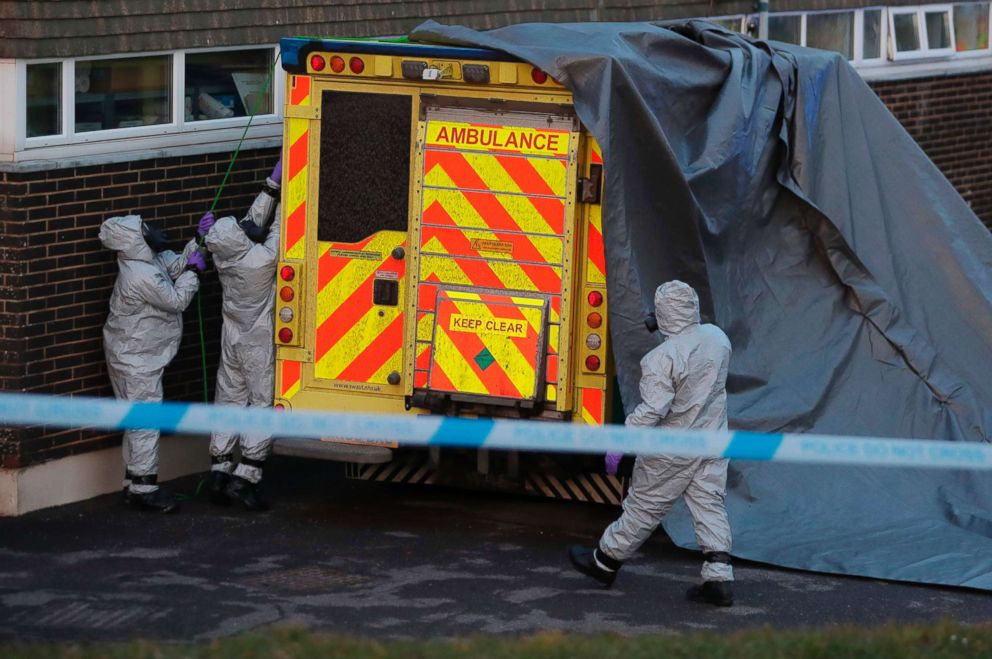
left=16, top=45, right=282, bottom=152
left=951, top=1, right=992, bottom=58
left=888, top=5, right=957, bottom=60
left=854, top=7, right=889, bottom=65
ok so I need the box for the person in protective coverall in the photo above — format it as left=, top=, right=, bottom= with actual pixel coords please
left=569, top=280, right=735, bottom=606
left=101, top=213, right=212, bottom=513
left=201, top=159, right=281, bottom=511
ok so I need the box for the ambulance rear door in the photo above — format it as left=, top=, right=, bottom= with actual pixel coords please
left=408, top=100, right=581, bottom=412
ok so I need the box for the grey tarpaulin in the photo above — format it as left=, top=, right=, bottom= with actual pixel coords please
left=409, top=20, right=992, bottom=589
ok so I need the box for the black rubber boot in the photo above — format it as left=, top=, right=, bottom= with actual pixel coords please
left=207, top=470, right=232, bottom=506
left=568, top=545, right=621, bottom=587
left=225, top=475, right=269, bottom=511
left=129, top=489, right=180, bottom=514
left=686, top=581, right=734, bottom=607
left=127, top=475, right=179, bottom=513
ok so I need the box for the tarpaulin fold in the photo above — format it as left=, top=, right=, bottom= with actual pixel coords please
left=410, top=20, right=992, bottom=589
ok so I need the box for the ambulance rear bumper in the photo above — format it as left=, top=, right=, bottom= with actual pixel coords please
left=272, top=438, right=394, bottom=464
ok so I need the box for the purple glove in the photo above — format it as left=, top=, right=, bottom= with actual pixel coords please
left=187, top=250, right=207, bottom=272
left=197, top=212, right=215, bottom=237
left=270, top=158, right=282, bottom=186
left=605, top=452, right=622, bottom=476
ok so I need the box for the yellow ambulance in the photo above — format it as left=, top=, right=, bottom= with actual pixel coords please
left=272, top=37, right=621, bottom=503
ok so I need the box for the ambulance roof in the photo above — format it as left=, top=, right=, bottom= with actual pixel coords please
left=280, top=36, right=519, bottom=72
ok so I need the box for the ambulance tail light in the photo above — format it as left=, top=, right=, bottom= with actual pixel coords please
left=276, top=262, right=302, bottom=347
left=581, top=287, right=607, bottom=375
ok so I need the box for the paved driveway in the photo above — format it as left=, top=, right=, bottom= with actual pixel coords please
left=1, top=456, right=990, bottom=642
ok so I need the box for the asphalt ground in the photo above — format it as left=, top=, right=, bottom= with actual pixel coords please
left=1, top=455, right=991, bottom=643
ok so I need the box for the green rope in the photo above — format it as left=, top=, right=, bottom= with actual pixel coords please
left=194, top=50, right=281, bottom=403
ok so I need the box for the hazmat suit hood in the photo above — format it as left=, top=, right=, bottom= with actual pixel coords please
left=655, top=280, right=700, bottom=337
left=206, top=217, right=254, bottom=262
left=99, top=215, right=156, bottom=262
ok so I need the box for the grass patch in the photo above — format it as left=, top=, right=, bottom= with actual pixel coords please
left=3, top=619, right=990, bottom=658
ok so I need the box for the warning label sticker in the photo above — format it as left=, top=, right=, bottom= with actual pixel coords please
left=329, top=248, right=382, bottom=261
left=427, top=121, right=569, bottom=157
left=449, top=314, right=527, bottom=338
left=470, top=238, right=514, bottom=255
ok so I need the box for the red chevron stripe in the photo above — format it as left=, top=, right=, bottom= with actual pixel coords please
left=546, top=354, right=559, bottom=383
left=316, top=235, right=379, bottom=292
left=495, top=154, right=561, bottom=197
left=519, top=261, right=562, bottom=293
left=335, top=314, right=405, bottom=382
left=422, top=199, right=458, bottom=227
left=280, top=360, right=301, bottom=396
left=290, top=75, right=311, bottom=106
left=582, top=387, right=605, bottom=424
left=288, top=129, right=309, bottom=181
left=525, top=196, right=566, bottom=235
left=286, top=202, right=306, bottom=254
left=314, top=270, right=379, bottom=362
left=587, top=219, right=606, bottom=278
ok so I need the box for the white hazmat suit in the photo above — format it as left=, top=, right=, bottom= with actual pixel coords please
left=100, top=215, right=199, bottom=494
left=599, top=280, right=734, bottom=583
left=205, top=182, right=280, bottom=485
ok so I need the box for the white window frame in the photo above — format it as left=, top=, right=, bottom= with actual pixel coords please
left=802, top=8, right=861, bottom=60
left=951, top=1, right=992, bottom=58
left=180, top=45, right=281, bottom=132
left=854, top=7, right=889, bottom=65
left=14, top=45, right=283, bottom=155
left=888, top=5, right=957, bottom=60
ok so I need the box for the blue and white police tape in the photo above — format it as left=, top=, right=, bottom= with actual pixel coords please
left=0, top=392, right=989, bottom=470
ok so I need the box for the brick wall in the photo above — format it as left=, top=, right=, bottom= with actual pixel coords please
left=0, top=148, right=277, bottom=468
left=870, top=71, right=992, bottom=230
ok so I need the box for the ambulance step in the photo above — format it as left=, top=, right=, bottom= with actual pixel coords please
left=524, top=471, right=626, bottom=506
left=345, top=460, right=438, bottom=485
left=273, top=438, right=393, bottom=464
left=344, top=460, right=626, bottom=505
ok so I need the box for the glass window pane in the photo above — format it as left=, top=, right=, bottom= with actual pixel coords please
left=925, top=11, right=952, bottom=49
left=806, top=12, right=855, bottom=59
left=863, top=9, right=883, bottom=59
left=26, top=63, right=61, bottom=138
left=769, top=15, right=802, bottom=44
left=75, top=56, right=171, bottom=133
left=185, top=49, right=273, bottom=121
left=893, top=13, right=921, bottom=52
left=954, top=3, right=990, bottom=51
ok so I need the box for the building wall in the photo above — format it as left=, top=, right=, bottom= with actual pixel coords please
left=0, top=148, right=276, bottom=468
left=0, top=66, right=990, bottom=468
left=873, top=71, right=992, bottom=227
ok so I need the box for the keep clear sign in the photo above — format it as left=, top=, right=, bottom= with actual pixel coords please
left=427, top=121, right=570, bottom=157
left=449, top=314, right=528, bottom=338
